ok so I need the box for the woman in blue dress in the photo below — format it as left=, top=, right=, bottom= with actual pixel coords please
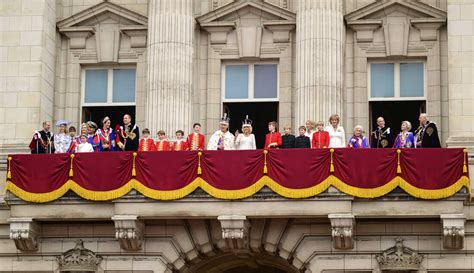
left=394, top=121, right=416, bottom=148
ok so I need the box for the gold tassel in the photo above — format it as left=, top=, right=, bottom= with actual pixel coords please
left=263, top=150, right=268, bottom=174
left=330, top=149, right=335, bottom=173
left=397, top=149, right=402, bottom=174
left=132, top=152, right=137, bottom=177
left=69, top=154, right=75, bottom=177
left=197, top=151, right=202, bottom=175
left=7, top=156, right=12, bottom=179
left=464, top=149, right=468, bottom=173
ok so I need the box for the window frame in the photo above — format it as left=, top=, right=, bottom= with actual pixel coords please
left=367, top=59, right=427, bottom=101
left=81, top=66, right=137, bottom=107
left=221, top=61, right=279, bottom=103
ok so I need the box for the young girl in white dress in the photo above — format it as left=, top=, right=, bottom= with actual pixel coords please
left=235, top=116, right=256, bottom=150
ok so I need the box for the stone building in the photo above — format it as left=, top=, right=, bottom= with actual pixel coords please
left=0, top=0, right=474, bottom=272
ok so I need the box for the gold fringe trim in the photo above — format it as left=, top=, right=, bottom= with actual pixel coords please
left=197, top=152, right=202, bottom=175
left=7, top=157, right=12, bottom=179
left=263, top=150, right=268, bottom=174
left=5, top=175, right=471, bottom=203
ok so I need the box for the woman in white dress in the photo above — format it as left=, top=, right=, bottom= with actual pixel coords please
left=54, top=120, right=72, bottom=153
left=235, top=116, right=256, bottom=150
left=325, top=114, right=346, bottom=148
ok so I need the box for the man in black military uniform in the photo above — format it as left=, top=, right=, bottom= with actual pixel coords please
left=371, top=116, right=393, bottom=148
left=116, top=114, right=140, bottom=151
left=414, top=113, right=441, bottom=148
left=29, top=121, right=55, bottom=154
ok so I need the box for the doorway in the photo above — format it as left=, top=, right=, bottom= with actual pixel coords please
left=369, top=101, right=425, bottom=138
left=223, top=102, right=279, bottom=149
left=82, top=106, right=136, bottom=130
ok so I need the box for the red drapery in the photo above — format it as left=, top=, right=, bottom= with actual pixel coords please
left=5, top=148, right=470, bottom=202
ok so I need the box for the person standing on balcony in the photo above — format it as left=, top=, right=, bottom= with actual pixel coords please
left=208, top=114, right=235, bottom=150
left=348, top=125, right=369, bottom=148
left=394, top=121, right=416, bottom=148
left=295, top=126, right=311, bottom=148
left=312, top=121, right=330, bottom=149
left=172, top=130, right=189, bottom=151
left=138, top=128, right=156, bottom=152
left=187, top=123, right=205, bottom=151
left=54, top=120, right=72, bottom=154
left=67, top=126, right=79, bottom=153
left=97, top=116, right=116, bottom=152
left=325, top=114, right=346, bottom=148
left=414, top=113, right=441, bottom=148
left=305, top=120, right=315, bottom=142
left=86, top=121, right=100, bottom=152
left=371, top=116, right=393, bottom=148
left=29, top=121, right=55, bottom=154
left=155, top=130, right=170, bottom=151
left=75, top=134, right=94, bottom=153
left=235, top=116, right=256, bottom=150
left=264, top=121, right=282, bottom=149
left=281, top=126, right=296, bottom=148
left=116, top=114, right=140, bottom=151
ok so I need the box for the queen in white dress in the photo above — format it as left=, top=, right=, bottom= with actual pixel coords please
left=235, top=116, right=256, bottom=150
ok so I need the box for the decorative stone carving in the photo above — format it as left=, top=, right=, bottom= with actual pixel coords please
left=59, top=27, right=95, bottom=49
left=383, top=17, right=410, bottom=56
left=346, top=20, right=382, bottom=43
left=441, top=214, right=465, bottom=249
left=263, top=21, right=295, bottom=43
left=328, top=214, right=354, bottom=250
left=200, top=22, right=235, bottom=44
left=121, top=26, right=148, bottom=48
left=112, top=215, right=145, bottom=251
left=57, top=239, right=102, bottom=272
left=376, top=237, right=423, bottom=271
left=218, top=215, right=250, bottom=240
left=8, top=217, right=40, bottom=252
left=411, top=18, right=446, bottom=41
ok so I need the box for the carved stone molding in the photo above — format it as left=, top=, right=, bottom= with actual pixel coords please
left=9, top=217, right=40, bottom=252
left=200, top=22, right=235, bottom=44
left=112, top=215, right=145, bottom=251
left=120, top=26, right=148, bottom=48
left=328, top=214, right=354, bottom=250
left=346, top=19, right=382, bottom=43
left=218, top=215, right=250, bottom=240
left=57, top=239, right=102, bottom=272
left=376, top=237, right=423, bottom=271
left=263, top=20, right=295, bottom=43
left=59, top=27, right=95, bottom=49
left=441, top=214, right=465, bottom=249
left=411, top=18, right=446, bottom=41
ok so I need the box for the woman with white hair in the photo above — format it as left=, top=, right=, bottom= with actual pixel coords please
left=235, top=116, right=256, bottom=150
left=394, top=121, right=416, bottom=148
left=347, top=125, right=369, bottom=148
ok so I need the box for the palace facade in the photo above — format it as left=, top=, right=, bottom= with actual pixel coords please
left=1, top=0, right=474, bottom=272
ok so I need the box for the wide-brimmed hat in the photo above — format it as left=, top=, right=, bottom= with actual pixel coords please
left=55, top=120, right=70, bottom=127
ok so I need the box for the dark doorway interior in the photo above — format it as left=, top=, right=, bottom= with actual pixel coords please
left=223, top=102, right=279, bottom=149
left=82, top=106, right=136, bottom=129
left=369, top=100, right=425, bottom=140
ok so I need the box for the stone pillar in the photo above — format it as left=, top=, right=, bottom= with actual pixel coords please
left=295, top=0, right=344, bottom=126
left=146, top=0, right=194, bottom=135
left=446, top=1, right=474, bottom=151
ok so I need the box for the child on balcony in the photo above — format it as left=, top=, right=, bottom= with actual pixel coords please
left=138, top=128, right=156, bottom=152
left=265, top=121, right=282, bottom=149
left=155, top=130, right=170, bottom=151
left=76, top=134, right=94, bottom=153
left=295, top=126, right=311, bottom=148
left=281, top=125, right=295, bottom=149
left=172, top=130, right=188, bottom=151
left=312, top=121, right=330, bottom=149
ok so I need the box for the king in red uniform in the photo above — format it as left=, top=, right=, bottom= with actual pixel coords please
left=138, top=128, right=156, bottom=152
left=187, top=123, right=205, bottom=151
left=264, top=121, right=282, bottom=149
left=172, top=130, right=189, bottom=151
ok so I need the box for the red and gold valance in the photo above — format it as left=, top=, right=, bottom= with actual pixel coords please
left=5, top=148, right=470, bottom=203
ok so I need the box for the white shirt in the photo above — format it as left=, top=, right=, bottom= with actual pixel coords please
left=325, top=125, right=346, bottom=148
left=76, top=142, right=94, bottom=153
left=235, top=134, right=256, bottom=150
left=207, top=130, right=235, bottom=150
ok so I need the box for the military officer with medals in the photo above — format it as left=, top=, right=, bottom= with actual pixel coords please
left=371, top=117, right=393, bottom=148
left=29, top=121, right=55, bottom=154
left=116, top=114, right=140, bottom=151
left=414, top=113, right=441, bottom=148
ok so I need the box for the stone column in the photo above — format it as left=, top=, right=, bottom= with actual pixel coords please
left=446, top=1, right=474, bottom=152
left=295, top=0, right=344, bottom=126
left=146, top=0, right=194, bottom=135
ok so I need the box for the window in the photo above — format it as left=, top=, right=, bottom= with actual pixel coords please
left=223, top=63, right=278, bottom=101
left=82, top=67, right=136, bottom=106
left=368, top=61, right=425, bottom=100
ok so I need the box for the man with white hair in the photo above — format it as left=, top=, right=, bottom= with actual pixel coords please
left=371, top=116, right=393, bottom=148
left=207, top=114, right=235, bottom=150
left=414, top=113, right=441, bottom=148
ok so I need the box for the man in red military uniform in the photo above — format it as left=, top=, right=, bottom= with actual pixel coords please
left=187, top=123, right=205, bottom=151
